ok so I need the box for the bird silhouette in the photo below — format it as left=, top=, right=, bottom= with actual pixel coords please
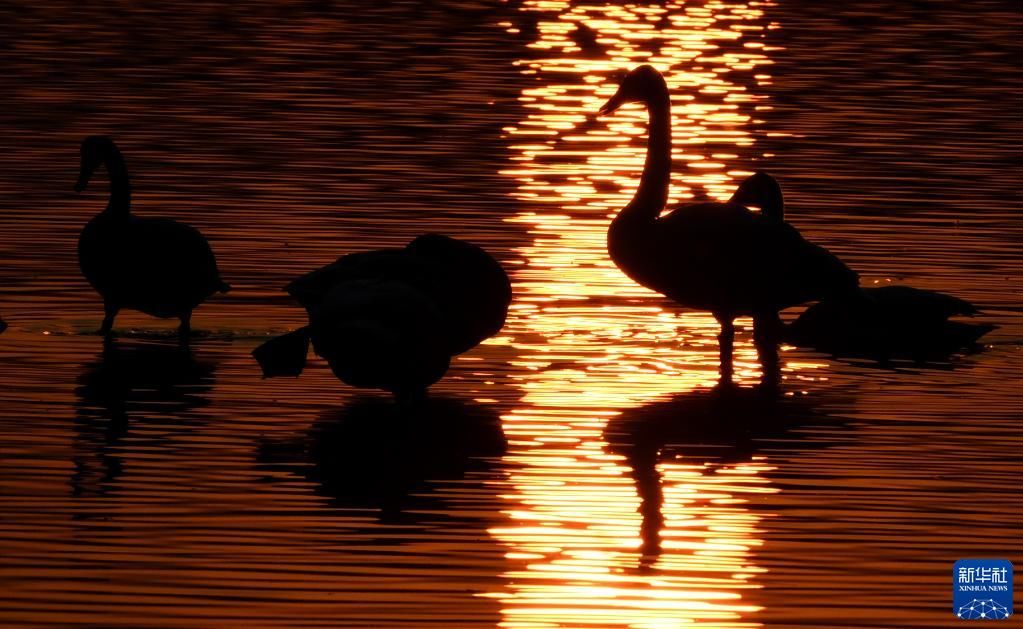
left=569, top=22, right=606, bottom=57
left=604, top=383, right=849, bottom=568
left=597, top=66, right=857, bottom=385
left=75, top=136, right=230, bottom=341
left=256, top=395, right=506, bottom=522
left=72, top=340, right=215, bottom=499
left=786, top=285, right=995, bottom=362
left=253, top=234, right=511, bottom=401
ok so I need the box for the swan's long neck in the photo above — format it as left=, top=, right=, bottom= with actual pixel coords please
left=103, top=150, right=131, bottom=217
left=617, top=84, right=672, bottom=226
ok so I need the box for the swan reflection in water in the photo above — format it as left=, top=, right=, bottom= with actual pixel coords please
left=72, top=340, right=216, bottom=499
left=604, top=383, right=849, bottom=569
left=258, top=396, right=506, bottom=522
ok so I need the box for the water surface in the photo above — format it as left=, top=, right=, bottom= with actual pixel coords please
left=0, top=1, right=1021, bottom=627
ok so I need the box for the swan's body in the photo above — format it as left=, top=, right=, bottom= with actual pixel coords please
left=609, top=199, right=853, bottom=314
left=599, top=66, right=857, bottom=381
left=254, top=234, right=511, bottom=400
left=75, top=136, right=229, bottom=337
left=786, top=285, right=994, bottom=360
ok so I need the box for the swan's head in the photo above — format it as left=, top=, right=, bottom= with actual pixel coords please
left=75, top=136, right=118, bottom=192
left=729, top=172, right=784, bottom=220
left=598, top=65, right=666, bottom=115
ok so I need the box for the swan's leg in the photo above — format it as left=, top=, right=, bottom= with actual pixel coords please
left=716, top=314, right=735, bottom=383
left=178, top=311, right=192, bottom=341
left=100, top=302, right=119, bottom=337
left=753, top=310, right=781, bottom=388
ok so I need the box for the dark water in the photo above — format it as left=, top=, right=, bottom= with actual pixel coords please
left=0, top=1, right=1021, bottom=627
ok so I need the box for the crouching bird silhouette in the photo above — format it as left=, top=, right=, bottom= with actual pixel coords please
left=597, top=66, right=858, bottom=386
left=254, top=234, right=511, bottom=402
left=74, top=136, right=230, bottom=341
left=257, top=395, right=506, bottom=522
left=786, top=285, right=995, bottom=363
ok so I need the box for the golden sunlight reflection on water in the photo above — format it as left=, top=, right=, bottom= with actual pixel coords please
left=487, top=1, right=823, bottom=626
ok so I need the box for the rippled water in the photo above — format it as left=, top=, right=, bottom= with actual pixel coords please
left=1, top=1, right=1021, bottom=627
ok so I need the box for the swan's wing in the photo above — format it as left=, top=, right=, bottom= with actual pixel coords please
left=406, top=234, right=512, bottom=353
left=743, top=219, right=858, bottom=308
left=651, top=202, right=759, bottom=264
left=657, top=201, right=756, bottom=232
left=286, top=249, right=419, bottom=308
left=653, top=204, right=857, bottom=307
left=125, top=216, right=225, bottom=294
left=309, top=278, right=452, bottom=392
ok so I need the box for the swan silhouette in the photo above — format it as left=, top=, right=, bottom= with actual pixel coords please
left=786, top=285, right=995, bottom=362
left=570, top=23, right=606, bottom=57
left=254, top=234, right=511, bottom=401
left=598, top=65, right=858, bottom=382
left=75, top=136, right=230, bottom=339
left=73, top=340, right=215, bottom=498
left=604, top=382, right=849, bottom=568
left=257, top=396, right=506, bottom=521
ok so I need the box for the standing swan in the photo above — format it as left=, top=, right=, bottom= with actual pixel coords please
left=598, top=66, right=858, bottom=382
left=75, top=136, right=230, bottom=339
left=253, top=234, right=511, bottom=402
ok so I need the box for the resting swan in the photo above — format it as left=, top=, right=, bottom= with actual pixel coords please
left=786, top=285, right=995, bottom=361
left=75, top=136, right=230, bottom=338
left=253, top=234, right=511, bottom=401
left=598, top=65, right=858, bottom=382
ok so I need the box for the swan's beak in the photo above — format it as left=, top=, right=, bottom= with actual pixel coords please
left=598, top=92, right=625, bottom=116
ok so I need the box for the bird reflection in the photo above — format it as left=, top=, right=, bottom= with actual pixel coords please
left=569, top=23, right=606, bottom=57
left=604, top=384, right=846, bottom=569
left=257, top=396, right=506, bottom=523
left=72, top=340, right=215, bottom=498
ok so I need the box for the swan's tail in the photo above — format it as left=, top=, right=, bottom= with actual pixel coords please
left=253, top=327, right=311, bottom=377
left=946, top=321, right=996, bottom=347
